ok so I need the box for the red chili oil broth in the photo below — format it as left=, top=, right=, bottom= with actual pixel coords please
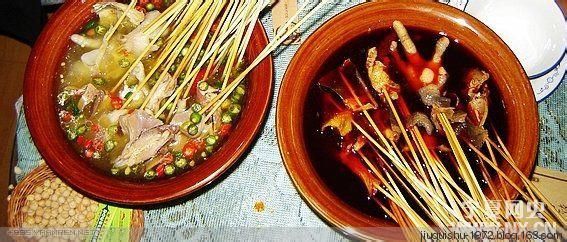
left=303, top=27, right=509, bottom=220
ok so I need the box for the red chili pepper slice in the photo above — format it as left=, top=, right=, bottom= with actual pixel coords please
left=111, top=95, right=123, bottom=110
left=156, top=163, right=165, bottom=177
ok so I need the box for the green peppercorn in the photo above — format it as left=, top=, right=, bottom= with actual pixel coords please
left=92, top=151, right=101, bottom=159
left=155, top=38, right=164, bottom=47
left=119, top=59, right=131, bottom=68
left=220, top=99, right=231, bottom=110
left=198, top=81, right=209, bottom=91
left=166, top=102, right=173, bottom=111
left=190, top=112, right=202, bottom=124
left=144, top=170, right=157, bottom=179
left=221, top=113, right=232, bottom=124
left=76, top=125, right=87, bottom=135
left=148, top=78, right=157, bottom=87
left=228, top=104, right=241, bottom=115
left=124, top=166, right=132, bottom=176
left=111, top=168, right=119, bottom=175
left=94, top=25, right=107, bottom=35
left=191, top=103, right=202, bottom=112
left=205, top=135, right=217, bottom=146
left=164, top=164, right=175, bottom=175
left=235, top=85, right=246, bottom=95
left=104, top=140, right=116, bottom=152
left=187, top=124, right=199, bottom=135
left=175, top=158, right=188, bottom=169
left=181, top=46, right=190, bottom=56
left=92, top=77, right=106, bottom=86
left=66, top=129, right=77, bottom=140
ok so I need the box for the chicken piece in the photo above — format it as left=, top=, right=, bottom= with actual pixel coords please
left=366, top=47, right=400, bottom=99
left=93, top=2, right=145, bottom=26
left=77, top=84, right=104, bottom=114
left=338, top=136, right=381, bottom=195
left=119, top=110, right=163, bottom=142
left=467, top=89, right=489, bottom=127
left=122, top=11, right=161, bottom=57
left=390, top=21, right=450, bottom=91
left=464, top=69, right=490, bottom=98
left=144, top=73, right=177, bottom=114
left=113, top=125, right=178, bottom=168
left=322, top=111, right=353, bottom=137
left=80, top=49, right=102, bottom=67
left=70, top=34, right=102, bottom=49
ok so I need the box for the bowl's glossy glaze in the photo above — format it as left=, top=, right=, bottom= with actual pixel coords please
left=24, top=0, right=273, bottom=205
left=277, top=1, right=538, bottom=240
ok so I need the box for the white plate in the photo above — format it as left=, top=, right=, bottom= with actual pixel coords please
left=442, top=0, right=566, bottom=102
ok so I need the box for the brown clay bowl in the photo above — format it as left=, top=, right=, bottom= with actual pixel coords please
left=23, top=0, right=273, bottom=205
left=277, top=1, right=538, bottom=240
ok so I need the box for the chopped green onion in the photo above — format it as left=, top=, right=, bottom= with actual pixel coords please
left=104, top=140, right=116, bottom=152
left=228, top=104, right=241, bottom=115
left=180, top=121, right=191, bottom=133
left=108, top=125, right=119, bottom=135
left=76, top=125, right=87, bottom=135
left=169, top=64, right=177, bottom=73
left=179, top=72, right=186, bottom=80
left=205, top=135, right=217, bottom=146
left=198, top=81, right=208, bottom=91
left=175, top=158, right=188, bottom=169
left=119, top=59, right=131, bottom=68
left=148, top=78, right=157, bottom=87
left=92, top=77, right=106, bottom=86
left=187, top=124, right=199, bottom=135
left=190, top=112, right=202, bottom=124
left=235, top=85, right=246, bottom=95
left=231, top=93, right=243, bottom=103
left=164, top=164, right=175, bottom=175
left=191, top=103, right=202, bottom=112
left=221, top=113, right=232, bottom=124
left=200, top=151, right=208, bottom=158
left=66, top=129, right=77, bottom=140
left=205, top=145, right=214, bottom=154
left=124, top=166, right=131, bottom=176
left=221, top=99, right=231, bottom=110
left=94, top=25, right=107, bottom=35
left=144, top=170, right=156, bottom=179
left=146, top=3, right=155, bottom=11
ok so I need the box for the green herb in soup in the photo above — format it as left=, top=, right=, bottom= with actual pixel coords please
left=56, top=1, right=249, bottom=181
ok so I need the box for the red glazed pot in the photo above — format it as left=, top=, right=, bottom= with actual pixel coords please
left=277, top=1, right=538, bottom=240
left=24, top=0, right=273, bottom=205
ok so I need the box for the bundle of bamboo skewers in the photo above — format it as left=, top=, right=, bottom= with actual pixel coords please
left=105, top=0, right=330, bottom=124
left=326, top=20, right=567, bottom=240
